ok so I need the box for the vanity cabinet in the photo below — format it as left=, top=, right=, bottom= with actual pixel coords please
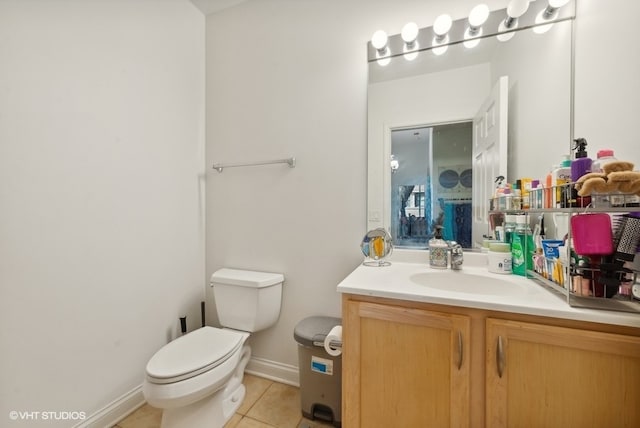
left=485, top=318, right=640, bottom=428
left=342, top=299, right=471, bottom=428
left=342, top=294, right=640, bottom=428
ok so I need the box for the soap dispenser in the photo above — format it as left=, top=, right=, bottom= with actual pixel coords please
left=570, top=138, right=592, bottom=207
left=429, top=225, right=449, bottom=269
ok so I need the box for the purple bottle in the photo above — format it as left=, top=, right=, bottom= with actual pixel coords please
left=570, top=138, right=592, bottom=207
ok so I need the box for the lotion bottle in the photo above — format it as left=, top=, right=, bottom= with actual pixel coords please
left=429, top=225, right=449, bottom=269
left=553, top=156, right=571, bottom=208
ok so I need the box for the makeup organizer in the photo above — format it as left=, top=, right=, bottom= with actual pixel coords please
left=490, top=183, right=640, bottom=314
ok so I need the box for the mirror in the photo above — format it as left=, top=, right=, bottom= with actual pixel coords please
left=367, top=5, right=574, bottom=250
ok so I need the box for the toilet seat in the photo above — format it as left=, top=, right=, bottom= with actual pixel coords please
left=146, top=327, right=245, bottom=384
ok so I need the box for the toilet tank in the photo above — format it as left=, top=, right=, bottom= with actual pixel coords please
left=210, top=268, right=283, bottom=332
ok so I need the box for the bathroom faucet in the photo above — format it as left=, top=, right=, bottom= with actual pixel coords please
left=449, top=242, right=464, bottom=270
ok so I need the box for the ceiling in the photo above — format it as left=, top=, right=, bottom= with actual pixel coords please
left=189, top=0, right=248, bottom=15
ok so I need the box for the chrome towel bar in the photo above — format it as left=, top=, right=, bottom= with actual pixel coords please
left=212, top=157, right=296, bottom=173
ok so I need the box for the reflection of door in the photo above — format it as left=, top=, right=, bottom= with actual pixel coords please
left=472, top=76, right=508, bottom=248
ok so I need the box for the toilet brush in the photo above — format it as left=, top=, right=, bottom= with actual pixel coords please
left=180, top=317, right=187, bottom=335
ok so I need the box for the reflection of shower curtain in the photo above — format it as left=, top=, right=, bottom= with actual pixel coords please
left=442, top=202, right=472, bottom=248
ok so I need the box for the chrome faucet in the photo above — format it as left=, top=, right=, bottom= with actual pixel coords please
left=449, top=241, right=464, bottom=270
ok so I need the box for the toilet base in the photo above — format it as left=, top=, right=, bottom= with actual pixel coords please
left=160, top=384, right=245, bottom=428
left=158, top=345, right=251, bottom=428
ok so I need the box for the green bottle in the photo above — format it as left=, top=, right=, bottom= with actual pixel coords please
left=511, top=215, right=534, bottom=276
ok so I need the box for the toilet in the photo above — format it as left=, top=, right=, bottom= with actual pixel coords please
left=143, top=268, right=284, bottom=428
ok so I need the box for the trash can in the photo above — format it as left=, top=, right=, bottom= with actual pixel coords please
left=294, top=316, right=342, bottom=427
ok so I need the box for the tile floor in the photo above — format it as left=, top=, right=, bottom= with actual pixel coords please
left=113, top=374, right=336, bottom=428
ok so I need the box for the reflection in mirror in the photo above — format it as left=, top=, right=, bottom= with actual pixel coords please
left=391, top=123, right=472, bottom=249
left=367, top=8, right=574, bottom=250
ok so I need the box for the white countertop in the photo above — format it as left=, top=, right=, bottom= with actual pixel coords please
left=337, top=250, right=640, bottom=328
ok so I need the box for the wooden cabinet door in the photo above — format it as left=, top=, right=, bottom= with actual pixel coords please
left=343, top=300, right=471, bottom=428
left=486, top=318, right=640, bottom=428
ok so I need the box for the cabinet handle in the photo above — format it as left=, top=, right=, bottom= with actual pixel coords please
left=496, top=336, right=505, bottom=378
left=456, top=330, right=463, bottom=370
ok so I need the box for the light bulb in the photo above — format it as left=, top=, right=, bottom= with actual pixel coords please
left=403, top=42, right=419, bottom=61
left=376, top=57, right=391, bottom=66
left=534, top=9, right=554, bottom=33
left=401, top=22, right=419, bottom=44
left=468, top=4, right=489, bottom=28
left=500, top=0, right=529, bottom=40
left=433, top=14, right=452, bottom=37
left=463, top=26, right=483, bottom=49
left=432, top=35, right=449, bottom=55
left=549, top=0, right=570, bottom=7
left=497, top=21, right=515, bottom=42
left=507, top=0, right=529, bottom=19
left=371, top=30, right=388, bottom=52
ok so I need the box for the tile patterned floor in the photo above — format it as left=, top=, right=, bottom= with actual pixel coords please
left=113, top=374, right=336, bottom=428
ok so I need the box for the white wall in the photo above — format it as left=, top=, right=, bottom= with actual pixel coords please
left=574, top=0, right=640, bottom=166
left=205, top=0, right=640, bottom=382
left=0, top=0, right=204, bottom=425
left=204, top=0, right=368, bottom=376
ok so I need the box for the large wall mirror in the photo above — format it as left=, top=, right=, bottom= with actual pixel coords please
left=367, top=1, right=575, bottom=250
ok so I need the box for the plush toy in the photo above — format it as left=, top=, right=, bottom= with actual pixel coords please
left=575, top=161, right=640, bottom=197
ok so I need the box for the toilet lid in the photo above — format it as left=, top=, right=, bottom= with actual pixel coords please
left=146, top=327, right=244, bottom=382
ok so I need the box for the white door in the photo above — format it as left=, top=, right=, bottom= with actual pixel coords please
left=472, top=76, right=508, bottom=249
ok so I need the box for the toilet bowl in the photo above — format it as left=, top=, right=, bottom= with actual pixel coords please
left=142, top=268, right=283, bottom=428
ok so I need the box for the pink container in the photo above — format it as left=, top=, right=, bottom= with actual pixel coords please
left=570, top=213, right=613, bottom=255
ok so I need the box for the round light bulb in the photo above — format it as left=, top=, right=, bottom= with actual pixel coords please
left=401, top=22, right=419, bottom=43
left=432, top=35, right=449, bottom=55
left=534, top=9, right=554, bottom=33
left=376, top=56, right=391, bottom=67
left=433, top=14, right=452, bottom=36
left=507, top=0, right=529, bottom=18
left=463, top=26, right=483, bottom=48
left=403, top=41, right=419, bottom=61
left=549, top=0, right=570, bottom=8
left=371, top=30, right=388, bottom=51
left=469, top=4, right=490, bottom=27
left=497, top=21, right=515, bottom=42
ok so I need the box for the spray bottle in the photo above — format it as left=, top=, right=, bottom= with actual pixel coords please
left=570, top=138, right=592, bottom=207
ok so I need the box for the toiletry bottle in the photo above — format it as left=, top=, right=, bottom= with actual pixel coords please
left=429, top=225, right=449, bottom=269
left=570, top=138, right=592, bottom=207
left=519, top=178, right=532, bottom=209
left=504, top=214, right=517, bottom=245
left=591, top=149, right=618, bottom=207
left=553, top=156, right=572, bottom=208
left=544, top=167, right=554, bottom=208
left=531, top=179, right=542, bottom=209
left=510, top=183, right=521, bottom=210
left=488, top=242, right=512, bottom=274
left=492, top=175, right=506, bottom=211
left=512, top=215, right=534, bottom=276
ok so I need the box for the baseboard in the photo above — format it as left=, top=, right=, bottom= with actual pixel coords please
left=73, top=385, right=145, bottom=428
left=245, top=356, right=300, bottom=387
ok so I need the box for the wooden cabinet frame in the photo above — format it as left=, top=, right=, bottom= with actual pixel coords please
left=342, top=293, right=640, bottom=428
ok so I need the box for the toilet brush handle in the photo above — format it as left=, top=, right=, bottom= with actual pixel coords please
left=201, top=301, right=206, bottom=328
left=180, top=317, right=187, bottom=335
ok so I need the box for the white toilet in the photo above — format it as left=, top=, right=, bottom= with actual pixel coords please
left=143, top=268, right=284, bottom=428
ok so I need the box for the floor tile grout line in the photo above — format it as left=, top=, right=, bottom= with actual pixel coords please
left=242, top=378, right=275, bottom=419
left=240, top=414, right=279, bottom=427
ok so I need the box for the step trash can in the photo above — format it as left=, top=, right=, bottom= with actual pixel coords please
left=294, top=316, right=342, bottom=427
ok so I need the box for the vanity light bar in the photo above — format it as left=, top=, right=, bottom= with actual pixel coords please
left=367, top=0, right=576, bottom=63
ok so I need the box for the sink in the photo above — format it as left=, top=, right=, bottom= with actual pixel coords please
left=409, top=271, right=535, bottom=296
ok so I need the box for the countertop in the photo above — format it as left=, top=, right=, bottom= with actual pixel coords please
left=337, top=250, right=640, bottom=328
